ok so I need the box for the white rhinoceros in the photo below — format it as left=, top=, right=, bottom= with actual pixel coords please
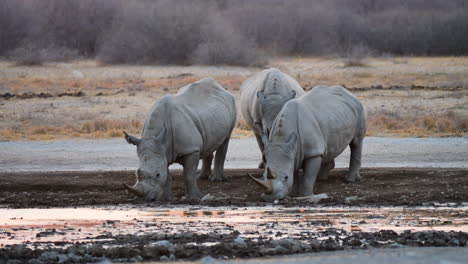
left=123, top=78, right=236, bottom=201
left=249, top=85, right=367, bottom=202
left=240, top=68, right=304, bottom=168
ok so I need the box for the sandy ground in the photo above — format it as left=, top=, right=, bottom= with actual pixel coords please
left=0, top=137, right=466, bottom=172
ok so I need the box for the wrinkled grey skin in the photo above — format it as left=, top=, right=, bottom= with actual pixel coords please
left=123, top=78, right=236, bottom=201
left=240, top=68, right=304, bottom=169
left=257, top=85, right=367, bottom=201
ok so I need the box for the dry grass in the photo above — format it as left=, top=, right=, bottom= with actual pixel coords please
left=367, top=111, right=468, bottom=137
left=1, top=112, right=466, bottom=141
left=0, top=120, right=142, bottom=141
left=0, top=57, right=467, bottom=141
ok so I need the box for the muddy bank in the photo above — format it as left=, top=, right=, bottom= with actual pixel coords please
left=0, top=168, right=466, bottom=208
left=1, top=229, right=467, bottom=263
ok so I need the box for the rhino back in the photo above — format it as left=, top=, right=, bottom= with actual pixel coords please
left=297, top=86, right=365, bottom=161
left=240, top=68, right=304, bottom=134
left=171, top=78, right=236, bottom=158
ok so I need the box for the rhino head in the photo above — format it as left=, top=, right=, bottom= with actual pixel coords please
left=122, top=126, right=170, bottom=201
left=257, top=90, right=296, bottom=138
left=250, top=133, right=297, bottom=201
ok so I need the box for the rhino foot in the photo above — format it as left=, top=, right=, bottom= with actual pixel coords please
left=344, top=173, right=361, bottom=183
left=186, top=190, right=204, bottom=201
left=197, top=170, right=211, bottom=180
left=209, top=172, right=226, bottom=182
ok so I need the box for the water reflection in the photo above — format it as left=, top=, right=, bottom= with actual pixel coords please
left=0, top=206, right=467, bottom=247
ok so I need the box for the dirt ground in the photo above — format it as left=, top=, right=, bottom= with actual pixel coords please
left=0, top=168, right=467, bottom=263
left=1, top=168, right=466, bottom=208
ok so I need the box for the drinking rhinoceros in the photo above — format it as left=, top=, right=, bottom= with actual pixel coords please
left=240, top=68, right=304, bottom=168
left=123, top=78, right=236, bottom=201
left=249, top=85, right=367, bottom=202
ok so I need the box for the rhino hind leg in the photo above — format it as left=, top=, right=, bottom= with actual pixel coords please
left=209, top=138, right=229, bottom=182
left=345, top=137, right=363, bottom=183
left=182, top=152, right=204, bottom=201
left=317, top=159, right=335, bottom=181
left=197, top=154, right=213, bottom=180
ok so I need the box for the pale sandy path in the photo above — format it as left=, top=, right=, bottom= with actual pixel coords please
left=0, top=137, right=466, bottom=172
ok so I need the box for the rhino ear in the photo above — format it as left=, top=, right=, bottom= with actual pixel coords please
left=284, top=90, right=296, bottom=102
left=286, top=133, right=297, bottom=152
left=123, top=131, right=141, bottom=146
left=257, top=91, right=266, bottom=104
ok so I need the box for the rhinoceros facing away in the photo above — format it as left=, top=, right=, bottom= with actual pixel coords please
left=123, top=78, right=236, bottom=201
left=240, top=68, right=304, bottom=168
left=249, top=85, right=367, bottom=202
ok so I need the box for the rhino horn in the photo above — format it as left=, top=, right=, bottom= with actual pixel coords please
left=267, top=167, right=276, bottom=179
left=123, top=131, right=141, bottom=146
left=248, top=173, right=273, bottom=194
left=284, top=90, right=296, bottom=102
left=122, top=182, right=144, bottom=196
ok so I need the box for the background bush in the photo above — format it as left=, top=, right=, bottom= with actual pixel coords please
left=1, top=0, right=467, bottom=66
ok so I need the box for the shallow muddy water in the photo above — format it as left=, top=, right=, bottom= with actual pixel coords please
left=1, top=205, right=467, bottom=247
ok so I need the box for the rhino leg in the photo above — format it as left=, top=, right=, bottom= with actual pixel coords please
left=254, top=134, right=266, bottom=169
left=298, top=157, right=322, bottom=196
left=317, top=159, right=335, bottom=181
left=163, top=169, right=174, bottom=201
left=210, top=138, right=229, bottom=182
left=345, top=137, right=363, bottom=183
left=182, top=152, right=204, bottom=200
left=290, top=171, right=302, bottom=196
left=197, top=154, right=213, bottom=180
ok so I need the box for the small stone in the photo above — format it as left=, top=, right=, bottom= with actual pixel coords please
left=233, top=236, right=247, bottom=248
left=345, top=196, right=359, bottom=203
left=200, top=256, right=219, bottom=264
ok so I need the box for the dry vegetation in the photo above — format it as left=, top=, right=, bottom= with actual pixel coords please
left=0, top=56, right=467, bottom=141
left=1, top=0, right=467, bottom=66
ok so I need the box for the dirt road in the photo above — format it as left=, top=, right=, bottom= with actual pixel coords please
left=0, top=137, right=466, bottom=172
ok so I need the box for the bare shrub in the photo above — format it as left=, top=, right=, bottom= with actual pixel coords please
left=1, top=0, right=467, bottom=65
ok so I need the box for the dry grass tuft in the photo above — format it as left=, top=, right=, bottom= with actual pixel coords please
left=232, top=120, right=253, bottom=138
left=367, top=111, right=467, bottom=137
left=0, top=119, right=142, bottom=141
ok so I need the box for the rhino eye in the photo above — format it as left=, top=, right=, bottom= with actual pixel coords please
left=156, top=173, right=160, bottom=177
left=284, top=176, right=289, bottom=182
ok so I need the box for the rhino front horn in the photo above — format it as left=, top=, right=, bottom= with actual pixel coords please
left=248, top=173, right=273, bottom=194
left=122, top=183, right=144, bottom=197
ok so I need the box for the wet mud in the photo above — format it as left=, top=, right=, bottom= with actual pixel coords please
left=0, top=206, right=467, bottom=263
left=0, top=168, right=466, bottom=208
left=0, top=168, right=467, bottom=263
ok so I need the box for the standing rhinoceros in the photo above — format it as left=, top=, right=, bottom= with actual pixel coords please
left=240, top=68, right=304, bottom=168
left=123, top=78, right=236, bottom=201
left=249, top=85, right=367, bottom=202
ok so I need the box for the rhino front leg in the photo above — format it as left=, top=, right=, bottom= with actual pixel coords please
left=197, top=154, right=213, bottom=180
left=210, top=138, right=229, bottom=182
left=317, top=159, right=335, bottom=181
left=182, top=152, right=203, bottom=200
left=293, top=157, right=328, bottom=203
left=254, top=134, right=266, bottom=169
left=345, top=137, right=363, bottom=183
left=298, top=157, right=322, bottom=196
